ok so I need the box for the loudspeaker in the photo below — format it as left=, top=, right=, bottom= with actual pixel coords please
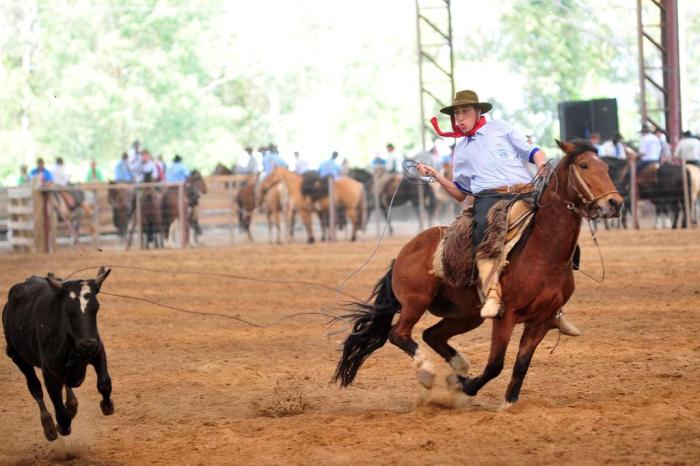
left=558, top=98, right=619, bottom=141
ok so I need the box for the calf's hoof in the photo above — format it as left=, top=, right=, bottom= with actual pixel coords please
left=66, top=399, right=78, bottom=419
left=57, top=423, right=71, bottom=437
left=100, top=399, right=114, bottom=415
left=41, top=413, right=58, bottom=441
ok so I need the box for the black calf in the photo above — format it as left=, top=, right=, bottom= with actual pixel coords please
left=2, top=267, right=113, bottom=441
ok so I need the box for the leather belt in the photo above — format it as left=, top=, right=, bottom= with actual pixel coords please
left=492, top=183, right=533, bottom=194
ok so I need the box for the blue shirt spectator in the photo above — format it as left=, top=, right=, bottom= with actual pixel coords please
left=166, top=155, right=191, bottom=182
left=263, top=149, right=288, bottom=175
left=29, top=158, right=53, bottom=185
left=114, top=153, right=133, bottom=182
left=318, top=152, right=342, bottom=179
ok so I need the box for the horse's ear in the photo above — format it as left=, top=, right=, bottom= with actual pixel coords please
left=555, top=139, right=576, bottom=154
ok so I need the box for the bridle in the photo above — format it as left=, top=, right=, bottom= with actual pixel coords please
left=546, top=156, right=620, bottom=220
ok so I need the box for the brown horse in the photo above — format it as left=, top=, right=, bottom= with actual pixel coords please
left=430, top=161, right=462, bottom=223
left=236, top=173, right=286, bottom=244
left=333, top=140, right=623, bottom=408
left=308, top=175, right=367, bottom=242
left=261, top=167, right=317, bottom=243
left=160, top=170, right=207, bottom=247
left=107, top=183, right=133, bottom=239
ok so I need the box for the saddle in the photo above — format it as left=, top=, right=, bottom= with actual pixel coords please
left=434, top=199, right=535, bottom=288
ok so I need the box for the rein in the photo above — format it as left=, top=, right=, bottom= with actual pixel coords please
left=540, top=159, right=613, bottom=283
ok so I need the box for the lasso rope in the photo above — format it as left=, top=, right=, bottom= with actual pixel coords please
left=64, top=166, right=420, bottom=334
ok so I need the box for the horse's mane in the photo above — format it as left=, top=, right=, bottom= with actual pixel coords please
left=564, top=139, right=598, bottom=165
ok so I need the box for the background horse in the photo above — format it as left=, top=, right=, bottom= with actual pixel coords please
left=107, top=182, right=133, bottom=239
left=300, top=172, right=366, bottom=241
left=602, top=157, right=692, bottom=229
left=52, top=188, right=95, bottom=244
left=333, top=139, right=622, bottom=408
left=160, top=170, right=207, bottom=247
left=377, top=171, right=436, bottom=234
left=261, top=167, right=316, bottom=243
left=348, top=168, right=375, bottom=221
left=236, top=173, right=287, bottom=244
left=429, top=161, right=462, bottom=224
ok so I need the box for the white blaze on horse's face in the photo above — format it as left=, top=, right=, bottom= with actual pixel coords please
left=573, top=152, right=624, bottom=219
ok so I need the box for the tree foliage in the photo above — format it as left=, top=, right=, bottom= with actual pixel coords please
left=498, top=0, right=636, bottom=145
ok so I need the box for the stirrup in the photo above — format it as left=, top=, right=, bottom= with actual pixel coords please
left=557, top=311, right=581, bottom=337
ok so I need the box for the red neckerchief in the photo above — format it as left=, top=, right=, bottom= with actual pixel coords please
left=430, top=115, right=487, bottom=138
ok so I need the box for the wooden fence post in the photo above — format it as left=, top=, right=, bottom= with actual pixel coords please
left=630, top=161, right=639, bottom=229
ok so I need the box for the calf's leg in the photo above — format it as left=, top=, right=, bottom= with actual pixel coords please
left=65, top=387, right=78, bottom=419
left=92, top=346, right=114, bottom=415
left=7, top=348, right=57, bottom=441
left=43, top=374, right=72, bottom=436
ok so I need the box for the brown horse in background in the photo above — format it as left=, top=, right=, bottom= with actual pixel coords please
left=236, top=173, right=286, bottom=244
left=303, top=174, right=367, bottom=242
left=107, top=183, right=133, bottom=239
left=430, top=161, right=462, bottom=223
left=333, top=140, right=623, bottom=408
left=160, top=170, right=207, bottom=247
left=261, top=167, right=316, bottom=243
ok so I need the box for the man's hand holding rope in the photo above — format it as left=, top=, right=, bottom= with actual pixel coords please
left=416, top=163, right=469, bottom=202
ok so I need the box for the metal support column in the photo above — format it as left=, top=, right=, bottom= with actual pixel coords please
left=637, top=0, right=681, bottom=145
left=416, top=0, right=455, bottom=151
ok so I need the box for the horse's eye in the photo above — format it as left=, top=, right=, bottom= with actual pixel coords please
left=579, top=163, right=589, bottom=169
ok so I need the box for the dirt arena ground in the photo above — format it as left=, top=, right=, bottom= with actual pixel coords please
left=1, top=229, right=699, bottom=465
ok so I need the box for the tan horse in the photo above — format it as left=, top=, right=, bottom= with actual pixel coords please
left=430, top=161, right=462, bottom=224
left=314, top=177, right=366, bottom=241
left=686, top=163, right=700, bottom=224
left=333, top=140, right=623, bottom=408
left=261, top=167, right=316, bottom=243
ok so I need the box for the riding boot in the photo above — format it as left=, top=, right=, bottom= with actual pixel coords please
left=477, top=258, right=502, bottom=318
left=557, top=309, right=581, bottom=336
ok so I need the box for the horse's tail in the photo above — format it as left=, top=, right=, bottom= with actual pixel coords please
left=331, top=261, right=400, bottom=387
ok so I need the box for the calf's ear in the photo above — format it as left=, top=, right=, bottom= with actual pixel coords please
left=46, top=273, right=64, bottom=293
left=94, top=267, right=111, bottom=291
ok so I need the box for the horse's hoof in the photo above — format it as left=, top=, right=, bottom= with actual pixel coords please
left=100, top=399, right=114, bottom=415
left=461, top=376, right=479, bottom=396
left=499, top=399, right=516, bottom=411
left=417, top=369, right=435, bottom=389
